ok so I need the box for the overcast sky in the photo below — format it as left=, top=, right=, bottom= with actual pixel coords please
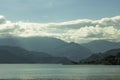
left=0, top=0, right=120, bottom=43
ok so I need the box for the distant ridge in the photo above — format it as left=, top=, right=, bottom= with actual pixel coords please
left=0, top=37, right=92, bottom=61
left=0, top=45, right=71, bottom=64
left=81, top=40, right=120, bottom=53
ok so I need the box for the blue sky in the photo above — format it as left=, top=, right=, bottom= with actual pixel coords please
left=0, top=0, right=120, bottom=22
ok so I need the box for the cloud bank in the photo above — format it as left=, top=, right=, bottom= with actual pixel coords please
left=0, top=15, right=120, bottom=43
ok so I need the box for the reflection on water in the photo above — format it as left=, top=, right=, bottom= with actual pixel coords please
left=0, top=64, right=120, bottom=80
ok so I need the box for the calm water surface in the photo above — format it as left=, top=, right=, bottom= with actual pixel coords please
left=0, top=64, right=120, bottom=80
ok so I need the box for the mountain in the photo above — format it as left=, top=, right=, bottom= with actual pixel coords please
left=0, top=37, right=66, bottom=52
left=52, top=42, right=92, bottom=61
left=0, top=37, right=92, bottom=61
left=0, top=46, right=71, bottom=64
left=80, top=48, right=120, bottom=65
left=81, top=40, right=120, bottom=53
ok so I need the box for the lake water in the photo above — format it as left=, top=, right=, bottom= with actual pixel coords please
left=0, top=64, right=120, bottom=80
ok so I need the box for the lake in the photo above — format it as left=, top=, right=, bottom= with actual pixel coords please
left=0, top=64, right=120, bottom=80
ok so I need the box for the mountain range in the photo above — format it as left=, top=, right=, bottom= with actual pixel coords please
left=0, top=45, right=71, bottom=64
left=80, top=48, right=120, bottom=65
left=0, top=37, right=120, bottom=63
left=0, top=37, right=92, bottom=61
left=81, top=40, right=120, bottom=53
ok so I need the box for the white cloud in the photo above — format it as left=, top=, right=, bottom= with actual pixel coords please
left=0, top=15, right=120, bottom=43
left=0, top=16, right=7, bottom=24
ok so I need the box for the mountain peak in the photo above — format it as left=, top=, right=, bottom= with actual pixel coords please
left=82, top=40, right=120, bottom=53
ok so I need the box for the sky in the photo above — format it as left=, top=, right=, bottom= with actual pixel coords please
left=0, top=0, right=120, bottom=22
left=0, top=0, right=120, bottom=43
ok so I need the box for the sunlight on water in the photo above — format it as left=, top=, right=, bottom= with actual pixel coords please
left=0, top=64, right=120, bottom=80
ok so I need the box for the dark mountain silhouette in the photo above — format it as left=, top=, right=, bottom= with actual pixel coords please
left=81, top=40, right=120, bottom=53
left=0, top=46, right=71, bottom=64
left=80, top=48, right=120, bottom=65
left=0, top=37, right=92, bottom=61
